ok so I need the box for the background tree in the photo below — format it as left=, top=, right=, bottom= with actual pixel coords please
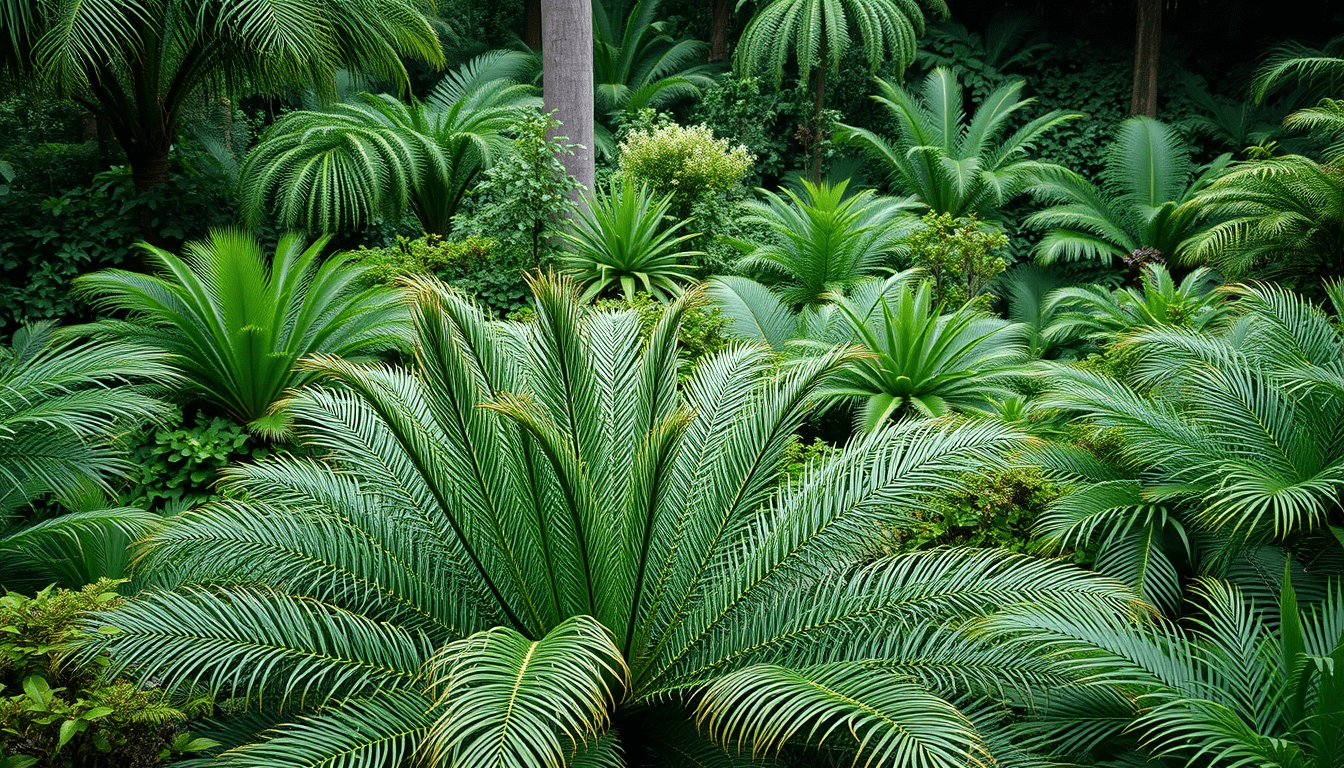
left=544, top=0, right=598, bottom=192
left=735, top=0, right=949, bottom=181
left=0, top=0, right=443, bottom=235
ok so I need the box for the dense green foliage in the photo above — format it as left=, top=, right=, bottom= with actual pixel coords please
left=4, top=3, right=1344, bottom=768
left=0, top=581, right=215, bottom=767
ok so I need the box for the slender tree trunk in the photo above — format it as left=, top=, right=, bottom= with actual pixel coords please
left=525, top=0, right=543, bottom=51
left=542, top=0, right=595, bottom=196
left=1130, top=0, right=1162, bottom=117
left=708, top=0, right=729, bottom=62
left=811, top=34, right=828, bottom=184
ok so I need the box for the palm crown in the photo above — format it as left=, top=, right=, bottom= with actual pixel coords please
left=240, top=52, right=539, bottom=235
left=837, top=68, right=1081, bottom=219
left=1026, top=117, right=1231, bottom=265
left=87, top=274, right=1136, bottom=768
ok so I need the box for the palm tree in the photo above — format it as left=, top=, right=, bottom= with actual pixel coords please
left=239, top=52, right=539, bottom=236
left=837, top=69, right=1081, bottom=219
left=593, top=0, right=717, bottom=125
left=1045, top=262, right=1230, bottom=343
left=561, top=177, right=701, bottom=302
left=71, top=230, right=410, bottom=436
left=989, top=571, right=1344, bottom=768
left=0, top=323, right=174, bottom=590
left=86, top=274, right=1137, bottom=767
left=0, top=0, right=442, bottom=233
left=734, top=178, right=920, bottom=307
left=1183, top=156, right=1344, bottom=282
left=1026, top=117, right=1231, bottom=265
left=735, top=0, right=949, bottom=180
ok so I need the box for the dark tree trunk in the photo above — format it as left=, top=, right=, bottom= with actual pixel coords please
left=525, top=0, right=543, bottom=51
left=811, top=34, right=828, bottom=184
left=1130, top=0, right=1162, bottom=117
left=542, top=0, right=595, bottom=196
left=709, top=0, right=729, bottom=62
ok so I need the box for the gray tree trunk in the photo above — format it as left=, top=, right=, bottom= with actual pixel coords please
left=542, top=0, right=595, bottom=196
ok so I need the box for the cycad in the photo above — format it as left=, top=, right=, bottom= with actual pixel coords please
left=734, top=178, right=920, bottom=307
left=989, top=571, right=1344, bottom=768
left=593, top=0, right=716, bottom=123
left=86, top=274, right=1137, bottom=768
left=1037, top=281, right=1344, bottom=581
left=1045, top=262, right=1230, bottom=343
left=0, top=323, right=173, bottom=590
left=239, top=51, right=539, bottom=235
left=72, top=230, right=410, bottom=436
left=560, top=177, right=701, bottom=302
left=837, top=68, right=1081, bottom=219
left=1026, top=117, right=1231, bottom=265
left=735, top=0, right=948, bottom=178
left=1183, top=155, right=1344, bottom=281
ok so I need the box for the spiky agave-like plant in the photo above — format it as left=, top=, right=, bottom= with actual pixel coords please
left=560, top=177, right=701, bottom=302
left=837, top=68, right=1081, bottom=219
left=85, top=274, right=1137, bottom=768
left=72, top=230, right=410, bottom=435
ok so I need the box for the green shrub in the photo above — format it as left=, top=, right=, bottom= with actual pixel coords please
left=124, top=412, right=271, bottom=514
left=0, top=580, right=214, bottom=767
left=617, top=122, right=753, bottom=218
left=351, top=234, right=532, bottom=318
left=457, top=109, right=579, bottom=268
left=692, top=77, right=790, bottom=184
left=779, top=436, right=837, bottom=483
left=885, top=466, right=1058, bottom=554
left=906, top=212, right=1009, bottom=307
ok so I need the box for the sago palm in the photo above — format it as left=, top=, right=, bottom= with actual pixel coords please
left=1045, top=262, right=1230, bottom=343
left=1042, top=281, right=1344, bottom=547
left=1026, top=117, right=1231, bottom=265
left=240, top=51, right=539, bottom=235
left=734, top=178, right=920, bottom=308
left=593, top=0, right=716, bottom=123
left=836, top=68, right=1081, bottom=219
left=0, top=323, right=173, bottom=590
left=71, top=230, right=410, bottom=436
left=988, top=570, right=1344, bottom=768
left=0, top=0, right=442, bottom=214
left=86, top=273, right=1138, bottom=768
left=561, top=177, right=701, bottom=302
left=1183, top=155, right=1344, bottom=281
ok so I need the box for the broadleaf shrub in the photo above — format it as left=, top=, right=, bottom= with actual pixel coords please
left=907, top=212, right=1009, bottom=307
left=885, top=466, right=1058, bottom=553
left=618, top=122, right=753, bottom=218
left=351, top=234, right=531, bottom=318
left=123, top=412, right=271, bottom=514
left=0, top=580, right=214, bottom=767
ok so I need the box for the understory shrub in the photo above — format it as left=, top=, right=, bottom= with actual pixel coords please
left=886, top=466, right=1058, bottom=553
left=351, top=234, right=531, bottom=317
left=0, top=581, right=214, bottom=768
left=123, top=412, right=271, bottom=514
left=592, top=291, right=729, bottom=377
left=906, top=213, right=1010, bottom=307
left=617, top=121, right=753, bottom=218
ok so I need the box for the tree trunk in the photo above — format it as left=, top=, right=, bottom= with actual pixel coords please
left=709, top=0, right=729, bottom=62
left=129, top=147, right=172, bottom=247
left=525, top=0, right=543, bottom=51
left=542, top=0, right=595, bottom=196
left=1130, top=0, right=1162, bottom=117
left=811, top=34, right=828, bottom=184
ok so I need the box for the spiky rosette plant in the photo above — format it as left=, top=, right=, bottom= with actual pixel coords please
left=84, top=274, right=1137, bottom=768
